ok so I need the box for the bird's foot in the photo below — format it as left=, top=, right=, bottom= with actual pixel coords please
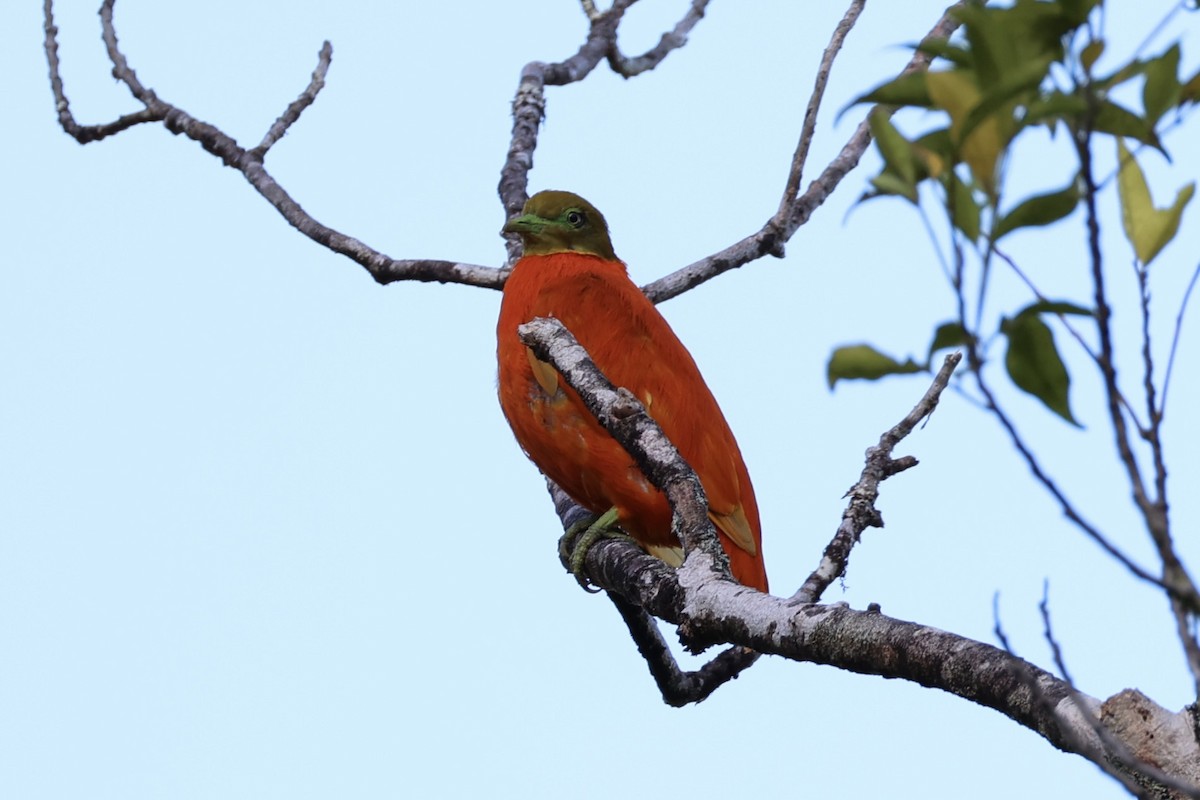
left=558, top=507, right=633, bottom=592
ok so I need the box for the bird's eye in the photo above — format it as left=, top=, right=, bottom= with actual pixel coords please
left=566, top=210, right=586, bottom=228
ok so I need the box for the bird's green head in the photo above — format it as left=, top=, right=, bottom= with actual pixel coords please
left=503, top=190, right=617, bottom=261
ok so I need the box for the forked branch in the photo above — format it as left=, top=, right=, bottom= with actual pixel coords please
left=43, top=0, right=504, bottom=290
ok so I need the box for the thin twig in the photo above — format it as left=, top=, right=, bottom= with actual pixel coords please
left=642, top=3, right=968, bottom=303
left=994, top=247, right=1100, bottom=359
left=774, top=0, right=866, bottom=223
left=1160, top=261, right=1200, bottom=416
left=994, top=245, right=1148, bottom=434
left=607, top=0, right=710, bottom=78
left=607, top=593, right=759, bottom=706
left=498, top=2, right=635, bottom=239
left=792, top=352, right=961, bottom=604
left=251, top=41, right=333, bottom=159
left=1039, top=582, right=1077, bottom=685
left=998, top=596, right=1200, bottom=798
left=43, top=0, right=165, bottom=142
left=579, top=0, right=602, bottom=23
left=1076, top=130, right=1157, bottom=536
left=973, top=368, right=1167, bottom=590
left=1080, top=127, right=1200, bottom=681
left=99, top=0, right=152, bottom=102
left=45, top=0, right=503, bottom=291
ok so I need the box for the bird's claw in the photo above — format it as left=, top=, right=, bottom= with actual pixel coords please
left=558, top=507, right=630, bottom=592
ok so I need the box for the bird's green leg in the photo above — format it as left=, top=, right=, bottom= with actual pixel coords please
left=558, top=506, right=633, bottom=592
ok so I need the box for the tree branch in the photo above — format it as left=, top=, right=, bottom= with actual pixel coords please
left=582, top=528, right=1199, bottom=778
left=1160, top=260, right=1200, bottom=417
left=606, top=0, right=710, bottom=78
left=250, top=41, right=332, bottom=159
left=641, top=2, right=968, bottom=304
left=606, top=592, right=759, bottom=707
left=773, top=0, right=865, bottom=224
left=1079, top=126, right=1200, bottom=695
left=43, top=0, right=164, bottom=142
left=498, top=0, right=702, bottom=257
left=793, top=352, right=960, bottom=604
left=44, top=0, right=505, bottom=291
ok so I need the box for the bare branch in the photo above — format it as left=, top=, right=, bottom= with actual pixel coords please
left=45, top=0, right=504, bottom=291
left=643, top=3, right=968, bottom=304
left=98, top=0, right=152, bottom=102
left=579, top=0, right=602, bottom=23
left=251, top=41, right=332, bottom=159
left=793, top=352, right=961, bottom=604
left=573, top=533, right=1186, bottom=778
left=498, top=5, right=630, bottom=225
left=774, top=0, right=866, bottom=223
left=1077, top=134, right=1159, bottom=544
left=607, top=593, right=759, bottom=706
left=1080, top=131, right=1200, bottom=694
left=43, top=0, right=165, bottom=142
left=972, top=368, right=1169, bottom=591
left=607, top=0, right=710, bottom=78
left=500, top=0, right=700, bottom=254
left=499, top=62, right=550, bottom=260
left=1043, top=591, right=1200, bottom=798
left=1161, top=261, right=1200, bottom=416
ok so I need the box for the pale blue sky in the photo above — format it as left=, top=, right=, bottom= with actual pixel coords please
left=4, top=2, right=1199, bottom=798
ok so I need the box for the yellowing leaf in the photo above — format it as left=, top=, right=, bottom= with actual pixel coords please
left=1116, top=139, right=1196, bottom=266
left=926, top=70, right=1005, bottom=196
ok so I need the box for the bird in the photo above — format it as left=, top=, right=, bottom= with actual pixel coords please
left=496, top=190, right=768, bottom=592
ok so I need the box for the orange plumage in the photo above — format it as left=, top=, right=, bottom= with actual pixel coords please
left=497, top=191, right=767, bottom=592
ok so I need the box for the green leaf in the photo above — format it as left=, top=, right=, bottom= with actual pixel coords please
left=1116, top=138, right=1196, bottom=266
left=1023, top=91, right=1089, bottom=129
left=1080, top=39, right=1105, bottom=74
left=1181, top=68, right=1200, bottom=105
left=946, top=172, right=981, bottom=241
left=1018, top=300, right=1093, bottom=317
left=913, top=37, right=973, bottom=69
left=928, top=322, right=975, bottom=359
left=1059, top=0, right=1102, bottom=26
left=1095, top=58, right=1151, bottom=93
left=1094, top=101, right=1162, bottom=152
left=868, top=172, right=919, bottom=204
left=1001, top=313, right=1079, bottom=425
left=870, top=111, right=918, bottom=186
left=994, top=182, right=1080, bottom=240
left=957, top=54, right=1054, bottom=145
left=912, top=128, right=954, bottom=177
left=827, top=345, right=922, bottom=389
left=851, top=71, right=933, bottom=109
left=955, top=0, right=1071, bottom=87
left=1142, top=45, right=1181, bottom=125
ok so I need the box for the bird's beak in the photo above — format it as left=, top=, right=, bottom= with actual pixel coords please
left=502, top=214, right=543, bottom=236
